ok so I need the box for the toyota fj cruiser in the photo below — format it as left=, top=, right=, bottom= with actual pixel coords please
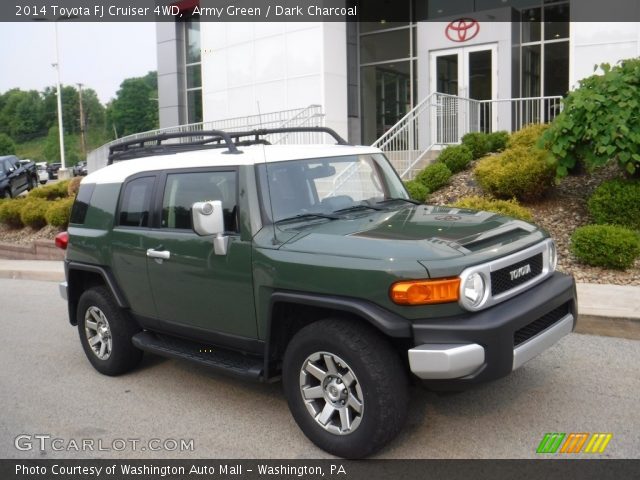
left=58, top=127, right=577, bottom=458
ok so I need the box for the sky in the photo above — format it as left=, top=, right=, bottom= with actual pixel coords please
left=0, top=22, right=157, bottom=104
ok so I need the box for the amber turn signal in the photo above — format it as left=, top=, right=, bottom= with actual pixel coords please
left=390, top=278, right=460, bottom=305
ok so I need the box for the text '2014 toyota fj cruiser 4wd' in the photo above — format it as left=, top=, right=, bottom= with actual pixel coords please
left=57, top=127, right=577, bottom=458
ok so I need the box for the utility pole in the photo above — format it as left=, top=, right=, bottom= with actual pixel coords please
left=77, top=82, right=86, bottom=158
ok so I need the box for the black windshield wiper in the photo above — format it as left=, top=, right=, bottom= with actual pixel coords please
left=275, top=213, right=339, bottom=225
left=332, top=204, right=383, bottom=214
left=376, top=197, right=421, bottom=205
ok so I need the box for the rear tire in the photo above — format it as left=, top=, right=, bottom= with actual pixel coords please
left=77, top=286, right=143, bottom=376
left=282, top=319, right=409, bottom=458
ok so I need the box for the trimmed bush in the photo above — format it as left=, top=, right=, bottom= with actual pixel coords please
left=507, top=123, right=549, bottom=149
left=0, top=199, right=25, bottom=228
left=474, top=146, right=556, bottom=201
left=438, top=145, right=473, bottom=173
left=67, top=177, right=82, bottom=197
left=571, top=224, right=640, bottom=270
left=404, top=180, right=428, bottom=203
left=28, top=180, right=70, bottom=201
left=542, top=59, right=640, bottom=177
left=415, top=162, right=452, bottom=193
left=20, top=199, right=49, bottom=229
left=588, top=179, right=640, bottom=230
left=45, top=197, right=74, bottom=228
left=461, top=132, right=490, bottom=159
left=453, top=196, right=534, bottom=222
left=487, top=131, right=509, bottom=152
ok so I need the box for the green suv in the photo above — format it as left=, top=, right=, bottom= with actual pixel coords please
left=58, top=127, right=577, bottom=458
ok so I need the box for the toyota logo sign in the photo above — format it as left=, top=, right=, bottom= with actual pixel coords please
left=445, top=19, right=480, bottom=42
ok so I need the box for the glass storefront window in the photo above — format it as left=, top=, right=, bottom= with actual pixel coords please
left=183, top=13, right=202, bottom=124
left=521, top=8, right=542, bottom=42
left=544, top=4, right=570, bottom=39
left=360, top=29, right=411, bottom=64
left=522, top=45, right=541, bottom=97
left=544, top=41, right=569, bottom=96
left=520, top=1, right=569, bottom=99
left=185, top=19, right=201, bottom=64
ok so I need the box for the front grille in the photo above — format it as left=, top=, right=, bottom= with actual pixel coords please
left=491, top=253, right=543, bottom=296
left=514, top=303, right=570, bottom=347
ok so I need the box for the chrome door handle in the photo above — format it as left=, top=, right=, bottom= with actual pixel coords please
left=146, top=248, right=171, bottom=260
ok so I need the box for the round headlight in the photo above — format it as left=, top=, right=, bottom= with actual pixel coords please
left=549, top=241, right=557, bottom=272
left=461, top=272, right=486, bottom=309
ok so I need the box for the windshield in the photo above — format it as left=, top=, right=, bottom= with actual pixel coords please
left=257, top=153, right=408, bottom=224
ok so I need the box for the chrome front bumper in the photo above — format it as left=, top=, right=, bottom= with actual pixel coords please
left=59, top=281, right=68, bottom=301
left=408, top=313, right=574, bottom=380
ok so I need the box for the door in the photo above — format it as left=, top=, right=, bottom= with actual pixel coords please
left=430, top=44, right=497, bottom=142
left=1, top=157, right=28, bottom=196
left=144, top=168, right=257, bottom=340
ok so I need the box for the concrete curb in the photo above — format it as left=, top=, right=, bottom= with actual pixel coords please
left=0, top=261, right=638, bottom=341
left=575, top=315, right=640, bottom=341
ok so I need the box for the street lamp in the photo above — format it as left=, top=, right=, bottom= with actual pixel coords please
left=33, top=16, right=76, bottom=179
left=53, top=21, right=69, bottom=179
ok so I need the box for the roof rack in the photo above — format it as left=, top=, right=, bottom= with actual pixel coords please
left=107, top=127, right=349, bottom=164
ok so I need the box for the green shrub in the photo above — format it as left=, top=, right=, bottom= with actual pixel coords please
left=542, top=59, right=640, bottom=177
left=588, top=179, right=640, bottom=230
left=20, top=199, right=49, bottom=229
left=28, top=180, right=70, bottom=201
left=45, top=197, right=74, bottom=228
left=507, top=123, right=549, bottom=149
left=474, top=146, right=556, bottom=201
left=487, top=131, right=509, bottom=152
left=415, top=162, right=452, bottom=193
left=0, top=133, right=16, bottom=155
left=571, top=224, right=640, bottom=270
left=0, top=199, right=25, bottom=228
left=461, top=132, right=490, bottom=159
left=453, top=196, right=534, bottom=222
left=404, top=180, right=428, bottom=203
left=438, top=145, right=473, bottom=173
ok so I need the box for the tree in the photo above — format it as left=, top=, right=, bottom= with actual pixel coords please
left=0, top=89, right=47, bottom=141
left=107, top=71, right=159, bottom=137
left=0, top=133, right=16, bottom=155
left=43, top=125, right=78, bottom=164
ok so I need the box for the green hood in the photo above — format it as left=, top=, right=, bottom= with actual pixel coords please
left=277, top=205, right=542, bottom=262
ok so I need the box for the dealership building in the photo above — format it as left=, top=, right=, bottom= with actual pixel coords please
left=118, top=0, right=639, bottom=177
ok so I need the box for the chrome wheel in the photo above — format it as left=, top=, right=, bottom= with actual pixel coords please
left=84, top=306, right=112, bottom=360
left=299, top=351, right=364, bottom=435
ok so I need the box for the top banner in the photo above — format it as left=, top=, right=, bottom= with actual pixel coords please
left=3, top=0, right=640, bottom=22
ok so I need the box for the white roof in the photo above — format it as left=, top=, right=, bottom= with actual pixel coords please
left=85, top=144, right=381, bottom=185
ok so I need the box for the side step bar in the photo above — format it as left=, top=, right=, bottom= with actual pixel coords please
left=132, top=331, right=264, bottom=381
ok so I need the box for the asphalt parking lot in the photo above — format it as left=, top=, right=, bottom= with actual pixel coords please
left=1, top=278, right=638, bottom=459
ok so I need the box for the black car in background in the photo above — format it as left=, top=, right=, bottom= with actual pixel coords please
left=47, top=162, right=62, bottom=180
left=0, top=155, right=39, bottom=198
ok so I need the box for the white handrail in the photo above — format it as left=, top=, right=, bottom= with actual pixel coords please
left=372, top=93, right=564, bottom=180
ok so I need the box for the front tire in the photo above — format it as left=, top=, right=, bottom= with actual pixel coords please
left=77, top=286, right=143, bottom=376
left=283, top=319, right=409, bottom=458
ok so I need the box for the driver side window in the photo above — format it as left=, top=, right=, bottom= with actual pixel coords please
left=161, top=170, right=238, bottom=232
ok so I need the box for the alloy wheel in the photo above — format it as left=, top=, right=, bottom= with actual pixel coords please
left=298, top=351, right=364, bottom=435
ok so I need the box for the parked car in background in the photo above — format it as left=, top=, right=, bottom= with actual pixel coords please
left=47, top=162, right=62, bottom=180
left=1, top=156, right=38, bottom=198
left=35, top=162, right=49, bottom=184
left=73, top=161, right=88, bottom=177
